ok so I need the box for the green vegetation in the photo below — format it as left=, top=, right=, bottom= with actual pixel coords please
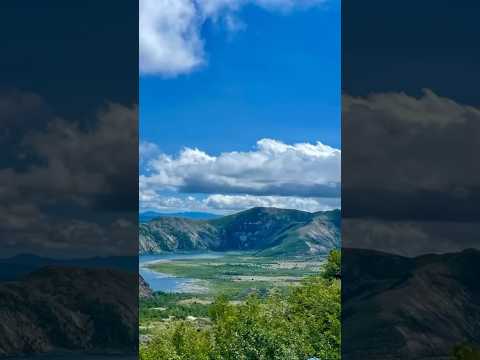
left=140, top=250, right=340, bottom=359
left=147, top=253, right=322, bottom=298
left=140, top=207, right=340, bottom=257
left=140, top=292, right=210, bottom=325
left=322, top=249, right=340, bottom=279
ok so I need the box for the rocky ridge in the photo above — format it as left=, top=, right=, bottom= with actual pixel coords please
left=0, top=266, right=138, bottom=356
left=139, top=207, right=341, bottom=257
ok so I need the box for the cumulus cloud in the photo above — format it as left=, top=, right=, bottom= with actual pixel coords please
left=15, top=102, right=138, bottom=211
left=140, top=141, right=161, bottom=170
left=140, top=0, right=327, bottom=75
left=343, top=218, right=480, bottom=257
left=0, top=91, right=138, bottom=257
left=204, top=194, right=339, bottom=212
left=139, top=192, right=339, bottom=213
left=140, top=0, right=204, bottom=75
left=343, top=89, right=480, bottom=255
left=140, top=138, right=340, bottom=213
left=343, top=89, right=480, bottom=222
left=344, top=89, right=480, bottom=192
left=141, top=138, right=340, bottom=198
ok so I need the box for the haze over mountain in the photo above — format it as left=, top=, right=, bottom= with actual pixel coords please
left=139, top=207, right=340, bottom=257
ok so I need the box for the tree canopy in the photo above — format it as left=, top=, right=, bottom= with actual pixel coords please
left=140, top=250, right=341, bottom=360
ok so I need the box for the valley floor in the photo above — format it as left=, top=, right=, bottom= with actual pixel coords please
left=140, top=252, right=326, bottom=338
left=139, top=250, right=340, bottom=359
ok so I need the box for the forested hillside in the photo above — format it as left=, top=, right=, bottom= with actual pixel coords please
left=140, top=207, right=340, bottom=257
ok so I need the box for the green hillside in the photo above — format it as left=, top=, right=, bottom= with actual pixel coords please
left=139, top=207, right=340, bottom=257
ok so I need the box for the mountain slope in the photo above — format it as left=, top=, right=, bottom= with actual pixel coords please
left=343, top=248, right=480, bottom=359
left=139, top=207, right=340, bottom=256
left=139, top=274, right=153, bottom=299
left=0, top=267, right=137, bottom=356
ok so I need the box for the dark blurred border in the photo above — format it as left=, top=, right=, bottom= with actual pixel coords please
left=342, top=1, right=480, bottom=358
left=0, top=1, right=138, bottom=358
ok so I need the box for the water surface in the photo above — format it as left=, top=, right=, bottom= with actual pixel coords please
left=139, top=252, right=223, bottom=293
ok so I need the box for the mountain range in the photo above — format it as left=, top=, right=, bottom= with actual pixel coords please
left=139, top=207, right=340, bottom=257
left=343, top=248, right=480, bottom=359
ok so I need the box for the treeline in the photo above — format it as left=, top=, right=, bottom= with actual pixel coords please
left=140, top=250, right=341, bottom=360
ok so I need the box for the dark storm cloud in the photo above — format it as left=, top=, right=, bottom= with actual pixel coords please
left=23, top=101, right=138, bottom=210
left=343, top=89, right=480, bottom=222
left=0, top=92, right=138, bottom=257
left=0, top=91, right=53, bottom=170
left=343, top=218, right=480, bottom=257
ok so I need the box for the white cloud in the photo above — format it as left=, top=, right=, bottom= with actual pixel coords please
left=139, top=192, right=338, bottom=213
left=139, top=0, right=328, bottom=76
left=139, top=138, right=340, bottom=213
left=140, top=0, right=204, bottom=75
left=205, top=194, right=339, bottom=212
left=140, top=141, right=160, bottom=159
left=141, top=138, right=340, bottom=198
left=140, top=141, right=161, bottom=171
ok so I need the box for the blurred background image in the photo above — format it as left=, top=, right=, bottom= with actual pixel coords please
left=0, top=2, right=138, bottom=358
left=342, top=1, right=480, bottom=358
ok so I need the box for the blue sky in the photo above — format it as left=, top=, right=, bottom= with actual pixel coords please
left=140, top=0, right=340, bottom=214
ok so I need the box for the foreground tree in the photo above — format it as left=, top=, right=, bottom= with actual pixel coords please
left=140, top=249, right=341, bottom=360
